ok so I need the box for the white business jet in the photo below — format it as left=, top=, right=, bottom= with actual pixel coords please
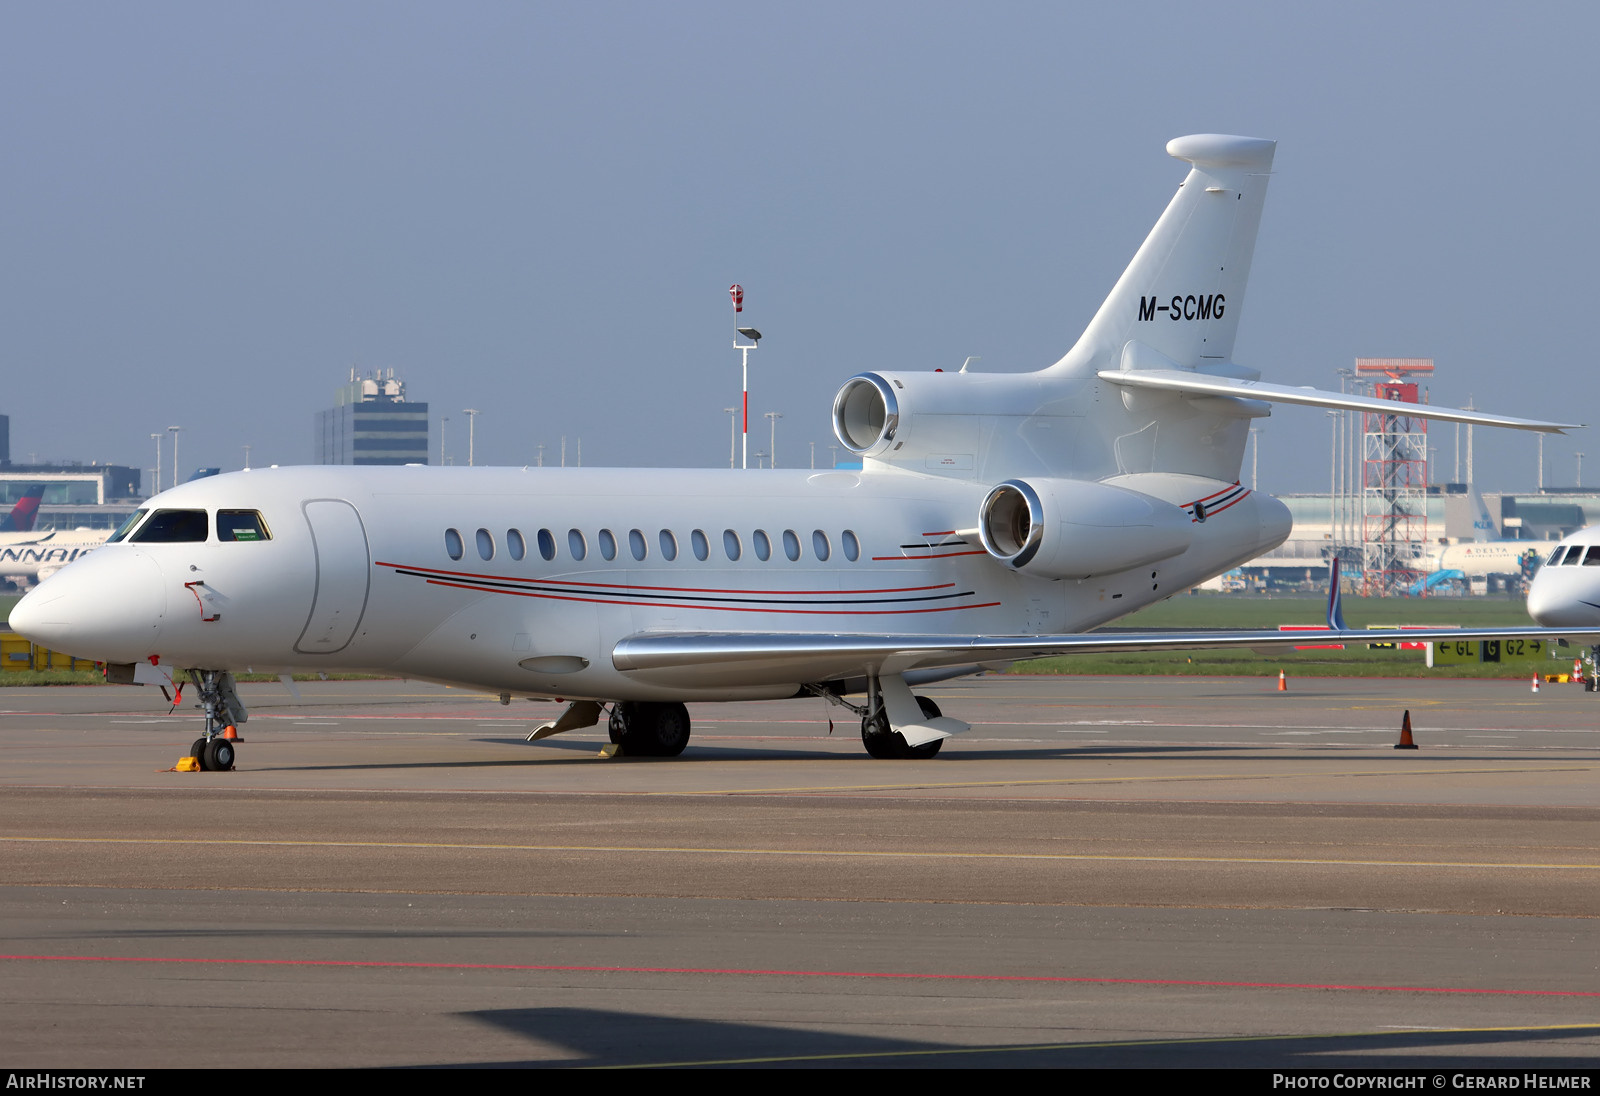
left=8, top=134, right=1588, bottom=771
left=1527, top=527, right=1600, bottom=628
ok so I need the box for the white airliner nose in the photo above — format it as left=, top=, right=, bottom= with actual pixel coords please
left=8, top=549, right=166, bottom=663
left=1526, top=570, right=1595, bottom=628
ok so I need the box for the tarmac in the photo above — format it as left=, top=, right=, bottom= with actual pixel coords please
left=1, top=673, right=1597, bottom=1068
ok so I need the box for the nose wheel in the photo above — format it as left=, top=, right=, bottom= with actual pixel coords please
left=191, top=736, right=236, bottom=772
left=185, top=670, right=247, bottom=771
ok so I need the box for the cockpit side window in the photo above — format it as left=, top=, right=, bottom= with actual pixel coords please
left=1562, top=546, right=1586, bottom=565
left=217, top=510, right=272, bottom=542
left=107, top=509, right=149, bottom=544
left=129, top=509, right=209, bottom=543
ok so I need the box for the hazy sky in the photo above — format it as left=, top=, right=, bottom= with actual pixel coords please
left=3, top=2, right=1596, bottom=495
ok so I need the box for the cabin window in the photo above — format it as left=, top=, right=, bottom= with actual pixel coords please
left=598, top=529, right=617, bottom=561
left=537, top=529, right=557, bottom=561
left=476, top=528, right=495, bottom=561
left=216, top=510, right=271, bottom=542
left=691, top=529, right=709, bottom=561
left=130, top=509, right=209, bottom=544
left=659, top=530, right=678, bottom=561
left=506, top=529, right=526, bottom=561
left=445, top=528, right=465, bottom=561
left=567, top=529, right=587, bottom=561
left=1563, top=547, right=1585, bottom=565
left=108, top=509, right=149, bottom=543
left=1548, top=546, right=1568, bottom=566
left=782, top=529, right=801, bottom=561
left=723, top=529, right=741, bottom=561
left=628, top=529, right=647, bottom=561
left=753, top=529, right=771, bottom=561
left=812, top=530, right=830, bottom=561
left=842, top=529, right=861, bottom=561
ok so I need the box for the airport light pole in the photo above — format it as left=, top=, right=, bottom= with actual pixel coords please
left=1578, top=452, right=1585, bottom=489
left=463, top=409, right=479, bottom=467
left=734, top=327, right=761, bottom=469
left=168, top=426, right=181, bottom=488
left=765, top=411, right=782, bottom=469
left=724, top=408, right=737, bottom=469
left=242, top=444, right=251, bottom=471
left=150, top=434, right=162, bottom=494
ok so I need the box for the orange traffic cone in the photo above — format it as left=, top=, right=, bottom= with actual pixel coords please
left=1277, top=670, right=1287, bottom=691
left=1532, top=673, right=1541, bottom=694
left=222, top=724, right=240, bottom=742
left=1394, top=709, right=1418, bottom=750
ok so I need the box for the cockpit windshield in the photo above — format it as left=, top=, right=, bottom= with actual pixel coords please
left=129, top=509, right=209, bottom=543
left=107, top=509, right=149, bottom=544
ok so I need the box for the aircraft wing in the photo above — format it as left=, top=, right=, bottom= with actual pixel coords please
left=613, top=625, right=1600, bottom=688
left=1095, top=369, right=1580, bottom=432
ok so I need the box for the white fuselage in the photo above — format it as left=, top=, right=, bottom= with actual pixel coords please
left=10, top=464, right=1289, bottom=701
left=1427, top=541, right=1539, bottom=578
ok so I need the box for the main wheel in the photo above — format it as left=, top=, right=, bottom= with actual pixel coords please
left=647, top=701, right=691, bottom=757
left=860, top=697, right=945, bottom=759
left=202, top=737, right=235, bottom=772
left=607, top=705, right=630, bottom=745
left=903, top=696, right=945, bottom=759
left=609, top=702, right=692, bottom=757
left=860, top=711, right=899, bottom=758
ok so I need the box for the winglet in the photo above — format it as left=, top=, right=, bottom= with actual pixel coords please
left=1326, top=557, right=1348, bottom=631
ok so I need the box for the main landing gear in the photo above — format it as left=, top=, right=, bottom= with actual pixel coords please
left=804, top=679, right=950, bottom=759
left=187, top=669, right=248, bottom=772
left=860, top=695, right=944, bottom=759
left=608, top=701, right=692, bottom=757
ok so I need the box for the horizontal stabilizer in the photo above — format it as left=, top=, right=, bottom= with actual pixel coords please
left=1096, top=369, right=1579, bottom=432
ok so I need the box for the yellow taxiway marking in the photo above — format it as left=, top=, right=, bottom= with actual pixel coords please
left=595, top=1022, right=1600, bottom=1068
left=3, top=835, right=1595, bottom=870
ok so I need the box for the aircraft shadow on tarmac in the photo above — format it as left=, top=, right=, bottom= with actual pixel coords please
left=238, top=738, right=1566, bottom=773
left=451, top=1007, right=1600, bottom=1068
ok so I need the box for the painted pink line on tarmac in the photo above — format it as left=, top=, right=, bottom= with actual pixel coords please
left=3, top=954, right=1596, bottom=997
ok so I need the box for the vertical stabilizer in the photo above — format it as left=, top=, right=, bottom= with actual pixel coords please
left=0, top=485, right=45, bottom=533
left=1468, top=485, right=1499, bottom=542
left=1048, top=134, right=1276, bottom=375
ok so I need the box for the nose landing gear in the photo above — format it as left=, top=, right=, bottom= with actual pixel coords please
left=186, top=670, right=247, bottom=771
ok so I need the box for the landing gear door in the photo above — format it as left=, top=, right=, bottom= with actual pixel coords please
left=294, top=499, right=371, bottom=655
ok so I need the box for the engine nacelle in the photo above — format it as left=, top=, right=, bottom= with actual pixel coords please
left=832, top=373, right=902, bottom=457
left=978, top=478, right=1192, bottom=580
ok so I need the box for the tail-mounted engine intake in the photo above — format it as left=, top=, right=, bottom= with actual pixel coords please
left=832, top=374, right=900, bottom=457
left=978, top=478, right=1192, bottom=580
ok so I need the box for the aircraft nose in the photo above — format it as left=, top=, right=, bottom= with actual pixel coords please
left=1526, top=568, right=1592, bottom=628
left=8, top=549, right=166, bottom=662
